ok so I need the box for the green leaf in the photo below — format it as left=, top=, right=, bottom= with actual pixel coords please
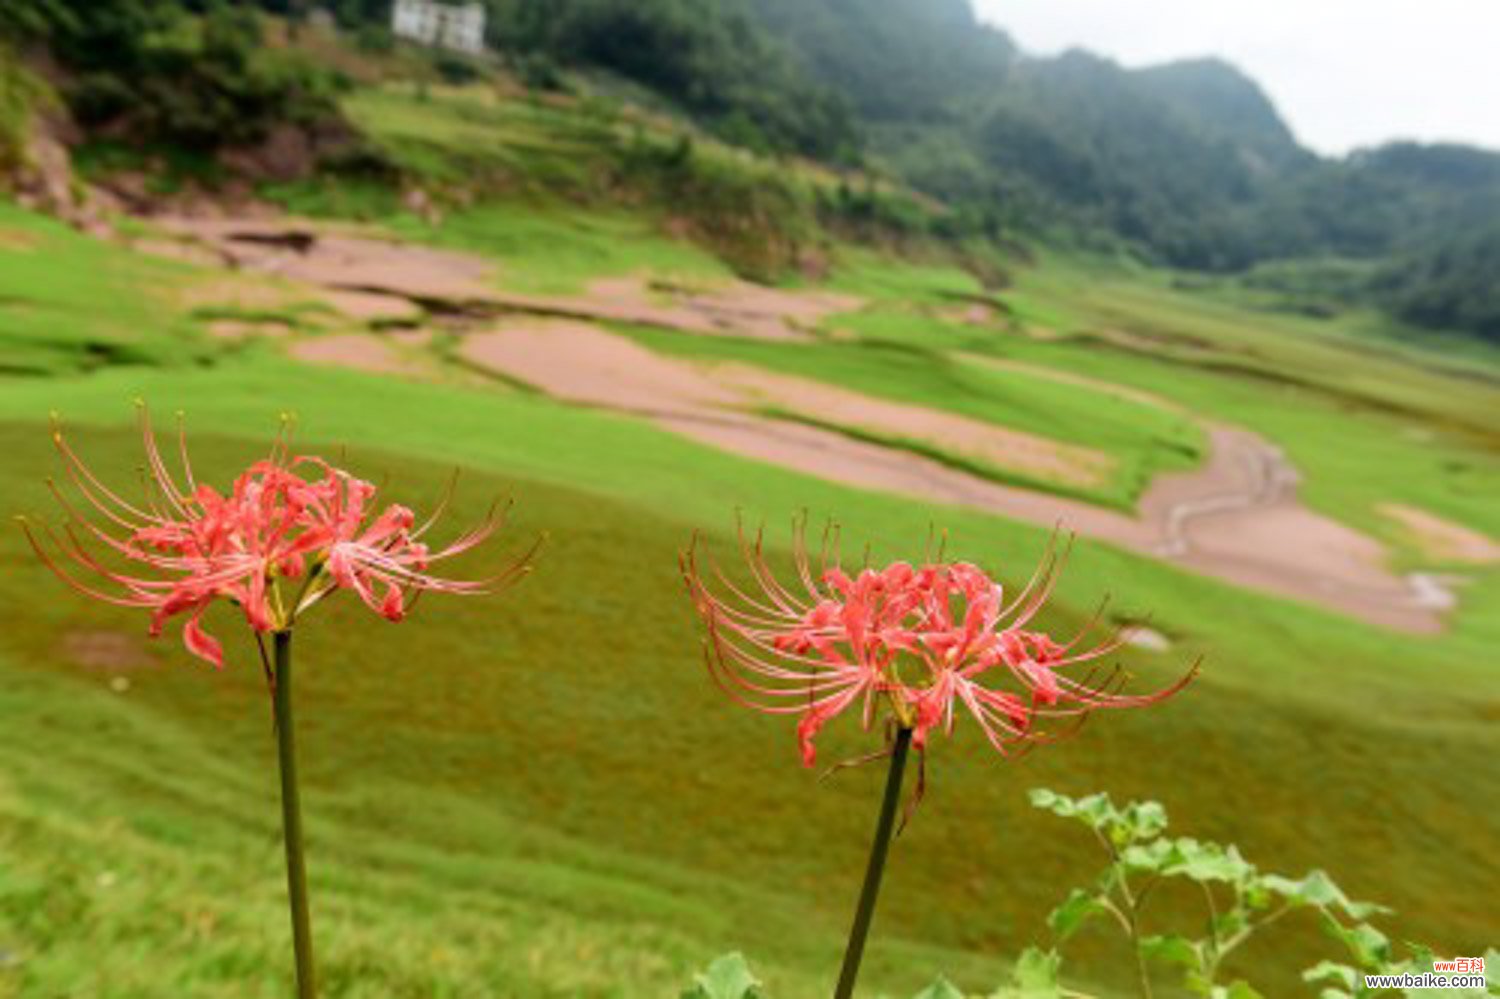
left=1263, top=871, right=1388, bottom=920
left=1320, top=917, right=1392, bottom=970
left=1121, top=839, right=1174, bottom=873
left=1164, top=839, right=1255, bottom=884
left=989, top=947, right=1063, bottom=998
left=911, top=978, right=966, bottom=999
left=1028, top=788, right=1063, bottom=812
left=1075, top=793, right=1116, bottom=829
left=1123, top=800, right=1169, bottom=840
left=1303, top=960, right=1357, bottom=990
left=682, top=953, right=763, bottom=999
left=1242, top=879, right=1272, bottom=911
left=1047, top=889, right=1107, bottom=940
left=1141, top=934, right=1200, bottom=970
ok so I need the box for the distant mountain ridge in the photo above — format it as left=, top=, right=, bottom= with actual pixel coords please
left=730, top=0, right=1498, bottom=339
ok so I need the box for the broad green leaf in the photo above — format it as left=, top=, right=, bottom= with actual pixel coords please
left=1141, top=934, right=1200, bottom=970
left=1028, top=788, right=1062, bottom=812
left=1047, top=889, right=1107, bottom=940
left=1123, top=800, right=1169, bottom=840
left=1122, top=839, right=1174, bottom=872
left=989, top=947, right=1063, bottom=998
left=682, top=953, right=763, bottom=999
left=1075, top=793, right=1115, bottom=829
left=1165, top=839, right=1254, bottom=884
left=1264, top=871, right=1387, bottom=920
left=1320, top=917, right=1392, bottom=969
left=1242, top=879, right=1272, bottom=911
left=1303, top=960, right=1357, bottom=989
left=911, top=978, right=965, bottom=999
left=1014, top=947, right=1061, bottom=987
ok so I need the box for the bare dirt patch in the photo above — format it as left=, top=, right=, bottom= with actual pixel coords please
left=595, top=277, right=861, bottom=341
left=1379, top=504, right=1500, bottom=564
left=290, top=333, right=413, bottom=376
left=460, top=322, right=1108, bottom=488
left=461, top=321, right=741, bottom=413
left=319, top=289, right=424, bottom=323
left=157, top=216, right=499, bottom=301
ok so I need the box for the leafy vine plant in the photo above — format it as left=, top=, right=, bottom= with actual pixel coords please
left=681, top=789, right=1495, bottom=999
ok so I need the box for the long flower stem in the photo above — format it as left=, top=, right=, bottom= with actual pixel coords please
left=273, top=630, right=317, bottom=999
left=834, top=726, right=913, bottom=999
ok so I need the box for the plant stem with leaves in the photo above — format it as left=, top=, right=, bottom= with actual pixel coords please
left=1091, top=826, right=1157, bottom=999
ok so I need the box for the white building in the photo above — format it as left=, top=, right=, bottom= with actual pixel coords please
left=391, top=0, right=486, bottom=55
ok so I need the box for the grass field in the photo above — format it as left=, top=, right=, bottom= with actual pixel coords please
left=2, top=84, right=1498, bottom=997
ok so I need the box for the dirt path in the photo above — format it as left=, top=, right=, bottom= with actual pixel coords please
left=143, top=214, right=1461, bottom=631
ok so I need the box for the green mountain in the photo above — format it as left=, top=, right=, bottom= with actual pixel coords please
left=742, top=0, right=1500, bottom=339
left=1132, top=57, right=1309, bottom=175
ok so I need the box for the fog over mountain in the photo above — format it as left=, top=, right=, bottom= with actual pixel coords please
left=972, top=0, right=1500, bottom=155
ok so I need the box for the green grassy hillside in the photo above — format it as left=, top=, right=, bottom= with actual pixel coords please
left=2, top=172, right=1499, bottom=999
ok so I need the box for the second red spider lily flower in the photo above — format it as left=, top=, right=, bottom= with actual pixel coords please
left=19, top=406, right=539, bottom=999
left=682, top=521, right=1195, bottom=769
left=681, top=517, right=1197, bottom=999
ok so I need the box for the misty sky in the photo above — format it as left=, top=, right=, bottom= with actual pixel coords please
left=972, top=0, right=1500, bottom=155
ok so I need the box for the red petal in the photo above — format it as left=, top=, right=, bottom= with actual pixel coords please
left=183, top=613, right=224, bottom=669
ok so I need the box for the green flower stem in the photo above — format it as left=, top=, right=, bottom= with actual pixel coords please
left=834, top=726, right=913, bottom=999
left=273, top=630, right=317, bottom=999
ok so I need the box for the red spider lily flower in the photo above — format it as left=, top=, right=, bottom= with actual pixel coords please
left=682, top=521, right=1196, bottom=768
left=20, top=408, right=534, bottom=668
